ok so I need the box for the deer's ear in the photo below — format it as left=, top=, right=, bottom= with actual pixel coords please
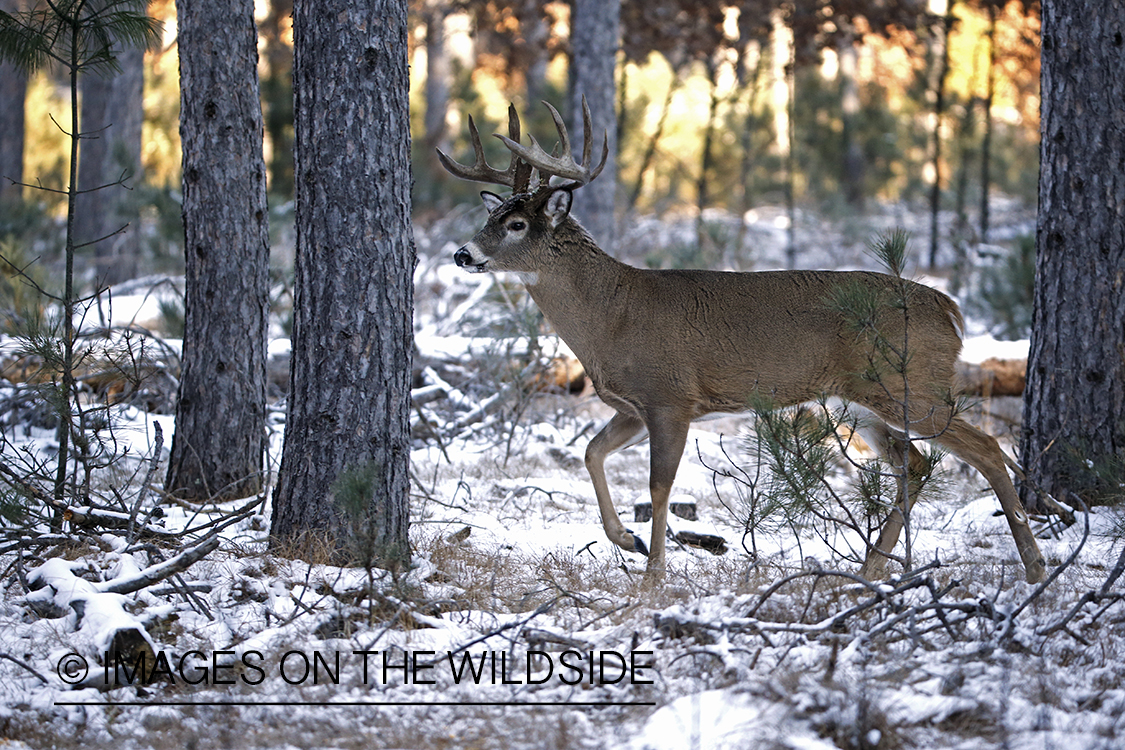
left=543, top=189, right=572, bottom=227
left=481, top=191, right=504, bottom=214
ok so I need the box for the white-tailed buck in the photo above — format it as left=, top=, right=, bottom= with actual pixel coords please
left=439, top=100, right=1047, bottom=584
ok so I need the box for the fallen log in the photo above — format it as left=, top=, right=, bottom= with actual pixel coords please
left=956, top=357, right=1026, bottom=397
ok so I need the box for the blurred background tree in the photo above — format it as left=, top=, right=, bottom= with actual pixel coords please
left=0, top=0, right=26, bottom=213
left=1, top=0, right=1044, bottom=284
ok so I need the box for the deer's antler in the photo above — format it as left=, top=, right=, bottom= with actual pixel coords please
left=436, top=104, right=534, bottom=192
left=439, top=99, right=608, bottom=194
left=496, top=97, right=608, bottom=190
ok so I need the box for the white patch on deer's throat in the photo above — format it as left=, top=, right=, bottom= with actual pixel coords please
left=516, top=271, right=540, bottom=286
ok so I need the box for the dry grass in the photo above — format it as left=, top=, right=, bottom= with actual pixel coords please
left=414, top=523, right=791, bottom=629
left=263, top=529, right=343, bottom=567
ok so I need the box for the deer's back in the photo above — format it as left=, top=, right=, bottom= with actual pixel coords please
left=582, top=267, right=963, bottom=417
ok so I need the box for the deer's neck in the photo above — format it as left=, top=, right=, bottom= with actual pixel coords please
left=522, top=231, right=629, bottom=365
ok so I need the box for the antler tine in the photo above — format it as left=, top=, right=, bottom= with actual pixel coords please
left=544, top=101, right=572, bottom=165
left=495, top=99, right=608, bottom=189
left=507, top=104, right=533, bottom=193
left=577, top=95, right=593, bottom=171
left=436, top=110, right=529, bottom=190
left=506, top=103, right=521, bottom=144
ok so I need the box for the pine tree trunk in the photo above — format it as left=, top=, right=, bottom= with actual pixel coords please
left=627, top=71, right=678, bottom=213
left=569, top=0, right=619, bottom=251
left=979, top=2, right=996, bottom=244
left=1020, top=0, right=1125, bottom=511
left=270, top=0, right=414, bottom=561
left=166, top=0, right=270, bottom=502
left=695, top=57, right=720, bottom=261
left=422, top=4, right=448, bottom=152
left=75, top=46, right=144, bottom=285
left=734, top=42, right=764, bottom=263
left=770, top=10, right=796, bottom=267
left=0, top=0, right=25, bottom=204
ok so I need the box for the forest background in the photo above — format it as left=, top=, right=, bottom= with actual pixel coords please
left=1, top=0, right=1042, bottom=296
left=4, top=4, right=1125, bottom=749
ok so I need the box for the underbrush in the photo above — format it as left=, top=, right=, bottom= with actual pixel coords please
left=1, top=431, right=1122, bottom=750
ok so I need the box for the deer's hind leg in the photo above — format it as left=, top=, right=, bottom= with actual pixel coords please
left=585, top=411, right=649, bottom=555
left=858, top=400, right=1047, bottom=584
left=931, top=416, right=1046, bottom=583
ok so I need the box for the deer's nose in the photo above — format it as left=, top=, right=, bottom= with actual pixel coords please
left=454, top=247, right=473, bottom=267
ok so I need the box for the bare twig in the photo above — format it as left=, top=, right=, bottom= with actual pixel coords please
left=0, top=459, right=178, bottom=540
left=128, top=420, right=164, bottom=543
left=1000, top=492, right=1091, bottom=642
left=97, top=532, right=221, bottom=595
left=0, top=653, right=49, bottom=684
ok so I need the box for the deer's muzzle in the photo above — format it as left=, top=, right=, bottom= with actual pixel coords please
left=454, top=245, right=487, bottom=273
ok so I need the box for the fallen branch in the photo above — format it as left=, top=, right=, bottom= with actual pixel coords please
left=655, top=562, right=986, bottom=649
left=97, top=532, right=221, bottom=595
left=0, top=652, right=49, bottom=684
left=0, top=459, right=177, bottom=540
left=673, top=530, right=728, bottom=555
left=1037, top=513, right=1124, bottom=641
left=128, top=420, right=164, bottom=543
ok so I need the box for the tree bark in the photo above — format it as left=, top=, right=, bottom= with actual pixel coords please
left=1020, top=0, right=1125, bottom=511
left=517, top=0, right=550, bottom=106
left=0, top=0, right=25, bottom=204
left=734, top=40, right=765, bottom=263
left=627, top=70, right=679, bottom=213
left=769, top=9, right=796, bottom=267
left=695, top=57, right=720, bottom=260
left=422, top=3, right=449, bottom=154
left=568, top=0, right=619, bottom=251
left=166, top=0, right=270, bottom=502
left=75, top=46, right=144, bottom=285
left=270, top=0, right=414, bottom=562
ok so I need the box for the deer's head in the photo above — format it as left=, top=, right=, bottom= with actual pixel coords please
left=438, top=99, right=607, bottom=276
left=452, top=188, right=578, bottom=275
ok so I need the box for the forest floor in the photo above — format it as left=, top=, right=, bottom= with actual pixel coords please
left=1, top=203, right=1122, bottom=750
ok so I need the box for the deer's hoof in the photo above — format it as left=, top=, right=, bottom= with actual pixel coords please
left=631, top=533, right=649, bottom=557
left=1023, top=555, right=1047, bottom=584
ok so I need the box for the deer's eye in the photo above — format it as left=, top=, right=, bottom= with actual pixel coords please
left=508, top=220, right=527, bottom=232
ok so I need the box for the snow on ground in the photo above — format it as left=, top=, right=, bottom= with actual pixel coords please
left=960, top=335, right=1029, bottom=364
left=1, top=211, right=1122, bottom=750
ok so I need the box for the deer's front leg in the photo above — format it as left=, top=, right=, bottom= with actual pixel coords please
left=585, top=411, right=648, bottom=554
left=643, top=409, right=691, bottom=580
left=858, top=424, right=933, bottom=580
